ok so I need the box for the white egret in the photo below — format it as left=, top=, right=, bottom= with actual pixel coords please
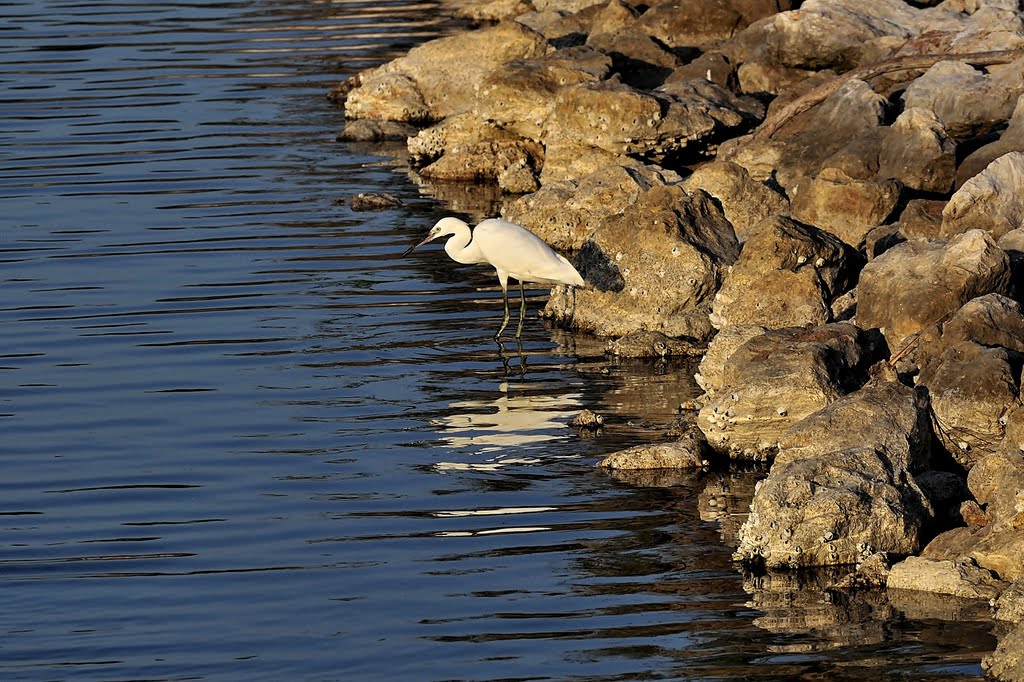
left=402, top=217, right=585, bottom=338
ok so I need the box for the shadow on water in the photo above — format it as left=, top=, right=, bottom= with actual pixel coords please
left=0, top=0, right=999, bottom=680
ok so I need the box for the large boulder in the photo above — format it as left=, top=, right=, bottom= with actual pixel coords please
left=639, top=0, right=798, bottom=52
left=344, top=21, right=549, bottom=122
left=698, top=323, right=882, bottom=460
left=789, top=168, right=901, bottom=248
left=957, top=95, right=1024, bottom=188
left=545, top=185, right=739, bottom=337
left=876, top=107, right=956, bottom=194
left=856, top=230, right=1013, bottom=351
left=710, top=215, right=862, bottom=330
left=888, top=557, right=1008, bottom=600
left=942, top=152, right=1024, bottom=242
left=683, top=161, right=790, bottom=242
left=733, top=378, right=935, bottom=568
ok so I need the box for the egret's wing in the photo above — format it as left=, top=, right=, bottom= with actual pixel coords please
left=474, top=219, right=584, bottom=286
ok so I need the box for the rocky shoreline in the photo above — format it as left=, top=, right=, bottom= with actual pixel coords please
left=331, top=0, right=1024, bottom=677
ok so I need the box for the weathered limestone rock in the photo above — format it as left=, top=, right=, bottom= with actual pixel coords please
left=888, top=557, right=1008, bottom=599
left=710, top=216, right=862, bottom=330
left=723, top=79, right=889, bottom=197
left=919, top=342, right=1021, bottom=468
left=638, top=0, right=796, bottom=51
left=733, top=378, right=934, bottom=568
left=597, top=433, right=707, bottom=469
left=790, top=168, right=901, bottom=248
left=504, top=162, right=679, bottom=251
left=877, top=108, right=956, bottom=194
left=476, top=46, right=611, bottom=142
left=695, top=323, right=767, bottom=395
left=942, top=152, right=1024, bottom=241
left=337, top=119, right=419, bottom=142
left=683, top=161, right=789, bottom=242
left=546, top=78, right=760, bottom=164
left=984, top=620, right=1024, bottom=682
left=344, top=21, right=549, bottom=122
left=957, top=95, right=1024, bottom=188
left=994, top=581, right=1024, bottom=623
left=588, top=26, right=679, bottom=89
left=545, top=185, right=739, bottom=337
left=897, top=198, right=945, bottom=240
left=856, top=230, right=1012, bottom=351
left=901, top=58, right=1024, bottom=138
left=698, top=323, right=880, bottom=460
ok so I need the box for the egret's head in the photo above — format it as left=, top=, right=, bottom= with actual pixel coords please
left=401, top=217, right=465, bottom=257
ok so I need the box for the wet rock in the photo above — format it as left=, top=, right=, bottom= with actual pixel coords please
left=597, top=433, right=707, bottom=470
left=876, top=108, right=956, bottom=194
left=942, top=152, right=1024, bottom=241
left=544, top=185, right=739, bottom=338
left=336, top=119, right=419, bottom=142
left=683, top=161, right=789, bottom=242
left=733, top=378, right=934, bottom=568
left=476, top=46, right=611, bottom=143
left=984, top=620, right=1024, bottom=682
left=698, top=323, right=880, bottom=460
left=856, top=229, right=1012, bottom=351
left=957, top=95, right=1024, bottom=188
left=344, top=21, right=549, bottom=123
left=789, top=168, right=901, bottom=248
left=888, top=556, right=1008, bottom=600
left=569, top=408, right=604, bottom=429
left=346, top=192, right=403, bottom=211
left=710, top=215, right=862, bottom=330
left=606, top=331, right=704, bottom=359
left=902, top=57, right=1024, bottom=138
left=830, top=551, right=894, bottom=590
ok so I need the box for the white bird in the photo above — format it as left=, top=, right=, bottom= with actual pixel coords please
left=402, top=217, right=585, bottom=339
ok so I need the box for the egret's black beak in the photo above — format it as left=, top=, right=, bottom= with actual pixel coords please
left=401, top=233, right=434, bottom=257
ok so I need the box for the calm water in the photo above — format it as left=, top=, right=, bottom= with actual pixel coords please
left=0, top=1, right=997, bottom=680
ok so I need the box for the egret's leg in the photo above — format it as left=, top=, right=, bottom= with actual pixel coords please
left=495, top=286, right=510, bottom=339
left=515, top=281, right=526, bottom=338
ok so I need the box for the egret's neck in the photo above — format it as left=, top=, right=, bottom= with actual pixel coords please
left=443, top=223, right=478, bottom=264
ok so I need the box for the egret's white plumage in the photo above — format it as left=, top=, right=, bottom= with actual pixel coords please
left=402, top=217, right=585, bottom=338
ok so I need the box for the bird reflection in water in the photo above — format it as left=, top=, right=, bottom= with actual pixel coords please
left=433, top=380, right=582, bottom=472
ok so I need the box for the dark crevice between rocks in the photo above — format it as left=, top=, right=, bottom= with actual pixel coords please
left=575, top=240, right=626, bottom=293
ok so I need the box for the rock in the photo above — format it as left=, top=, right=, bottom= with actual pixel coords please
left=344, top=21, right=549, bottom=123
left=638, top=0, right=750, bottom=51
left=606, top=331, right=704, bottom=358
left=346, top=192, right=403, bottom=211
left=856, top=229, right=1012, bottom=351
left=790, top=168, right=901, bottom=248
left=877, top=107, right=956, bottom=194
left=569, top=408, right=604, bottom=428
left=957, top=95, right=1024, bottom=188
left=830, top=551, right=894, bottom=590
left=444, top=0, right=534, bottom=22
left=942, top=152, right=1024, bottom=241
left=476, top=46, right=611, bottom=142
left=896, top=198, right=945, bottom=240
left=694, top=323, right=767, bottom=394
left=683, top=161, right=790, bottom=242
left=984, top=620, right=1024, bottom=682
left=918, top=342, right=1021, bottom=468
left=994, top=581, right=1024, bottom=623
left=698, top=323, right=881, bottom=460
left=901, top=58, right=1024, bottom=138
left=336, top=119, right=419, bottom=142
left=597, top=434, right=707, bottom=470
left=504, top=162, right=679, bottom=251
left=736, top=61, right=817, bottom=96
left=544, top=185, right=739, bottom=338
left=758, top=0, right=921, bottom=71
left=587, top=26, right=679, bottom=89
left=887, top=557, right=1008, bottom=600
left=546, top=78, right=760, bottom=165
left=710, top=215, right=862, bottom=330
